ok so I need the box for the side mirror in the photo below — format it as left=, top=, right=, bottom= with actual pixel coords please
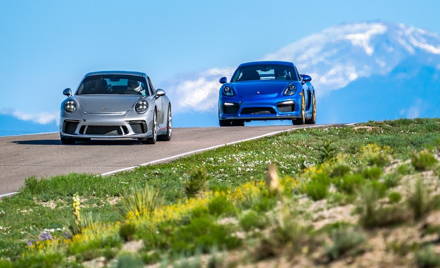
left=219, top=77, right=227, bottom=84
left=156, top=89, right=166, bottom=97
left=300, top=74, right=312, bottom=83
left=63, top=88, right=72, bottom=96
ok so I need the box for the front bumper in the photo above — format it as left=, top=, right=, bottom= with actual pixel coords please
left=60, top=112, right=153, bottom=139
left=219, top=96, right=302, bottom=120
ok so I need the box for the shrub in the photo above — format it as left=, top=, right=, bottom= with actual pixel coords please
left=387, top=241, right=420, bottom=256
left=334, top=174, right=365, bottom=194
left=303, top=180, right=329, bottom=201
left=357, top=183, right=409, bottom=228
left=412, top=150, right=438, bottom=171
left=330, top=164, right=351, bottom=178
left=415, top=247, right=440, bottom=268
left=383, top=173, right=401, bottom=188
left=184, top=168, right=210, bottom=198
left=325, top=227, right=365, bottom=261
left=360, top=144, right=390, bottom=167
left=388, top=192, right=402, bottom=204
left=361, top=167, right=383, bottom=180
left=171, top=215, right=241, bottom=254
left=120, top=185, right=162, bottom=219
left=251, top=196, right=277, bottom=213
left=207, top=195, right=236, bottom=217
left=0, top=259, right=12, bottom=268
left=251, top=211, right=311, bottom=261
left=317, top=140, right=337, bottom=163
left=119, top=222, right=137, bottom=241
left=397, top=163, right=414, bottom=175
left=239, top=210, right=267, bottom=231
left=407, top=179, right=434, bottom=220
left=13, top=253, right=66, bottom=268
left=116, top=253, right=144, bottom=268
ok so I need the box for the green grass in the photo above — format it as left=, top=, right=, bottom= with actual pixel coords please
left=1, top=118, right=440, bottom=266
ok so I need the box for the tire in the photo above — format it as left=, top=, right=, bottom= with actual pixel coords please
left=141, top=110, right=158, bottom=144
left=219, top=120, right=244, bottom=127
left=292, top=94, right=306, bottom=125
left=60, top=136, right=75, bottom=145
left=306, top=94, right=317, bottom=124
left=158, top=106, right=172, bottom=141
left=219, top=120, right=231, bottom=127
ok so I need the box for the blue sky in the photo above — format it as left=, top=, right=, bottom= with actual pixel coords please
left=1, top=0, right=440, bottom=124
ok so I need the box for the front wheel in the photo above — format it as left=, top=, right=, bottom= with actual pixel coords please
left=141, top=110, right=158, bottom=144
left=158, top=106, right=172, bottom=141
left=292, top=94, right=306, bottom=125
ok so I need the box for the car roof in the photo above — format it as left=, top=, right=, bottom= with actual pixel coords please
left=238, top=61, right=295, bottom=67
left=85, top=71, right=147, bottom=77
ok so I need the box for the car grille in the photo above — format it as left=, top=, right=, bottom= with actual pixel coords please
left=63, top=121, right=79, bottom=134
left=85, top=126, right=123, bottom=135
left=129, top=121, right=147, bottom=134
left=277, top=103, right=294, bottom=113
left=223, top=103, right=240, bottom=114
left=241, top=107, right=276, bottom=115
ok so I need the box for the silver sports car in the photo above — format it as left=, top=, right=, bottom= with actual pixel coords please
left=60, top=71, right=172, bottom=144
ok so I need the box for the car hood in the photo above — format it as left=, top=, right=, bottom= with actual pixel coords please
left=229, top=81, right=292, bottom=98
left=75, top=95, right=141, bottom=114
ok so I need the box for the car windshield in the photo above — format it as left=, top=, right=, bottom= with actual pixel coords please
left=77, top=75, right=149, bottom=95
left=231, top=64, right=299, bottom=82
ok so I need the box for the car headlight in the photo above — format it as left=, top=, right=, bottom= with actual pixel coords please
left=283, top=84, right=297, bottom=96
left=135, top=100, right=148, bottom=113
left=64, top=100, right=77, bottom=113
left=223, top=86, right=235, bottom=96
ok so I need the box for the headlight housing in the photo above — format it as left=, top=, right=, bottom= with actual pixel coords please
left=223, top=86, right=235, bottom=96
left=283, top=84, right=297, bottom=96
left=135, top=100, right=148, bottom=114
left=64, top=100, right=77, bottom=113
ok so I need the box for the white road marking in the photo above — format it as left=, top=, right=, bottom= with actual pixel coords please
left=101, top=125, right=324, bottom=176
left=0, top=124, right=333, bottom=198
left=0, top=192, right=18, bottom=198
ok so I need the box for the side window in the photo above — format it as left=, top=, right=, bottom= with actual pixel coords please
left=140, top=81, right=148, bottom=96
left=147, top=77, right=155, bottom=94
left=292, top=66, right=299, bottom=81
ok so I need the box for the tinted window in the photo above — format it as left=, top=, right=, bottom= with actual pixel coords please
left=77, top=75, right=149, bottom=96
left=231, top=64, right=299, bottom=82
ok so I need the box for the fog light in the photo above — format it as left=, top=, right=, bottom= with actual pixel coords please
left=224, top=102, right=235, bottom=106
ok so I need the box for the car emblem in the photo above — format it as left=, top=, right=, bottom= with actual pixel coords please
left=256, top=91, right=261, bottom=95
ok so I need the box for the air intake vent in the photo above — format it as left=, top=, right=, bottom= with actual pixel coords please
left=223, top=103, right=240, bottom=114
left=241, top=107, right=276, bottom=115
left=63, top=121, right=79, bottom=134
left=86, top=126, right=122, bottom=135
left=129, top=121, right=147, bottom=134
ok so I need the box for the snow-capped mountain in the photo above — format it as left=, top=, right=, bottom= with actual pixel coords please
left=168, top=21, right=440, bottom=114
left=264, top=21, right=440, bottom=95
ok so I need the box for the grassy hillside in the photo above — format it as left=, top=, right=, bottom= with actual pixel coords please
left=1, top=118, right=440, bottom=267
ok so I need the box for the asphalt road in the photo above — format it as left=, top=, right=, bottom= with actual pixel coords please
left=0, top=125, right=321, bottom=196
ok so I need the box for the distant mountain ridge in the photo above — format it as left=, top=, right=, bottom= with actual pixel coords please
left=318, top=59, right=440, bottom=123
left=264, top=21, right=440, bottom=95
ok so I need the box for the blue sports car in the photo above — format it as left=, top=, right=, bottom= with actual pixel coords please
left=218, top=61, right=316, bottom=126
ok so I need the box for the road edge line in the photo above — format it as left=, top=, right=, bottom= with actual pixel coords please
left=101, top=124, right=325, bottom=176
